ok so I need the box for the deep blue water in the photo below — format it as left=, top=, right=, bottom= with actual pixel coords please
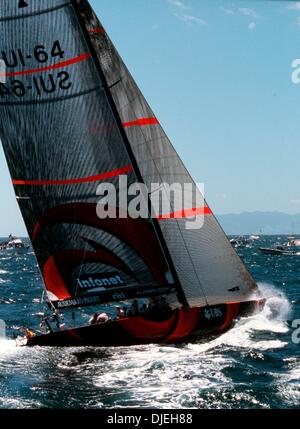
left=0, top=236, right=299, bottom=409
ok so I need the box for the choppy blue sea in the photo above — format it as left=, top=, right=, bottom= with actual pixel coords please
left=0, top=236, right=299, bottom=409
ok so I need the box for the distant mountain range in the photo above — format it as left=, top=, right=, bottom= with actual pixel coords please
left=1, top=211, right=299, bottom=238
left=217, top=212, right=300, bottom=235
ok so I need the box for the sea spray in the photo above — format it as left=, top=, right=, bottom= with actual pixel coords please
left=0, top=339, right=17, bottom=355
left=0, top=319, right=6, bottom=340
left=257, top=282, right=291, bottom=321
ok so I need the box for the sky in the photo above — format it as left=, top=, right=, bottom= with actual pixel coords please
left=1, top=0, right=300, bottom=235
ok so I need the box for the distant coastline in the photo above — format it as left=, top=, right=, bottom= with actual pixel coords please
left=217, top=211, right=300, bottom=235
left=1, top=211, right=300, bottom=237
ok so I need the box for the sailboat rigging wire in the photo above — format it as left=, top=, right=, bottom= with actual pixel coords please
left=75, top=239, right=90, bottom=297
left=40, top=289, right=45, bottom=305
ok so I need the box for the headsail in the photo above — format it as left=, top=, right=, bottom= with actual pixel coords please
left=0, top=0, right=179, bottom=309
left=76, top=0, right=258, bottom=307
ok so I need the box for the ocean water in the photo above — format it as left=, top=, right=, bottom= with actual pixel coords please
left=0, top=236, right=299, bottom=409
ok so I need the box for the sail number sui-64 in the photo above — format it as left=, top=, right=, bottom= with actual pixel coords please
left=0, top=41, right=72, bottom=98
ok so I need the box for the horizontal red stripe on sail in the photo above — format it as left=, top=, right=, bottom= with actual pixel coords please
left=157, top=207, right=213, bottom=220
left=89, top=28, right=105, bottom=34
left=1, top=53, right=91, bottom=78
left=12, top=165, right=133, bottom=186
left=123, top=118, right=159, bottom=128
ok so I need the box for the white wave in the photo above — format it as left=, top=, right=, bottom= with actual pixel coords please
left=280, top=357, right=300, bottom=382
left=287, top=367, right=300, bottom=382
left=182, top=289, right=290, bottom=354
left=0, top=397, right=42, bottom=409
left=0, top=339, right=18, bottom=355
left=0, top=281, right=293, bottom=409
left=93, top=287, right=291, bottom=405
left=212, top=289, right=289, bottom=351
left=93, top=292, right=291, bottom=406
left=273, top=359, right=300, bottom=406
left=259, top=282, right=291, bottom=303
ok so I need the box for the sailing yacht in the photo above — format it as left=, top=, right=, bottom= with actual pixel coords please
left=0, top=0, right=264, bottom=347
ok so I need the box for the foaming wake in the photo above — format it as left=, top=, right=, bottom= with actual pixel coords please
left=187, top=284, right=291, bottom=354
left=259, top=282, right=291, bottom=305
left=0, top=339, right=17, bottom=355
left=92, top=288, right=292, bottom=408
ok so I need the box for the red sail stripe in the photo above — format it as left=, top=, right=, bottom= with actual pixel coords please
left=1, top=53, right=91, bottom=78
left=123, top=118, right=159, bottom=128
left=12, top=165, right=133, bottom=186
left=89, top=28, right=105, bottom=34
left=157, top=207, right=213, bottom=220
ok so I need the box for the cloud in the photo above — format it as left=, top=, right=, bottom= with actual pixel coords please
left=290, top=199, right=300, bottom=204
left=286, top=4, right=300, bottom=27
left=167, top=0, right=189, bottom=9
left=287, top=2, right=300, bottom=11
left=220, top=5, right=258, bottom=30
left=174, top=13, right=207, bottom=26
left=167, top=0, right=207, bottom=27
left=220, top=6, right=259, bottom=22
left=238, top=8, right=258, bottom=19
left=220, top=6, right=237, bottom=16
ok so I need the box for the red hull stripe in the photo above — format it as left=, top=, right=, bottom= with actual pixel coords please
left=13, top=165, right=133, bottom=186
left=157, top=207, right=213, bottom=220
left=219, top=303, right=240, bottom=332
left=89, top=28, right=105, bottom=34
left=123, top=118, right=159, bottom=128
left=1, top=53, right=91, bottom=78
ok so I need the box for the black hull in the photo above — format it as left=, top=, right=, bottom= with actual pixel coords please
left=26, top=299, right=265, bottom=347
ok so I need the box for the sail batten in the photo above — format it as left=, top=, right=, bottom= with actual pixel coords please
left=0, top=87, right=101, bottom=106
left=12, top=165, right=133, bottom=186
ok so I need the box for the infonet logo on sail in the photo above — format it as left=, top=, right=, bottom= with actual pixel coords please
left=76, top=273, right=126, bottom=291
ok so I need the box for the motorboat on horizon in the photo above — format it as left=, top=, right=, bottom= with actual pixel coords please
left=0, top=235, right=28, bottom=251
